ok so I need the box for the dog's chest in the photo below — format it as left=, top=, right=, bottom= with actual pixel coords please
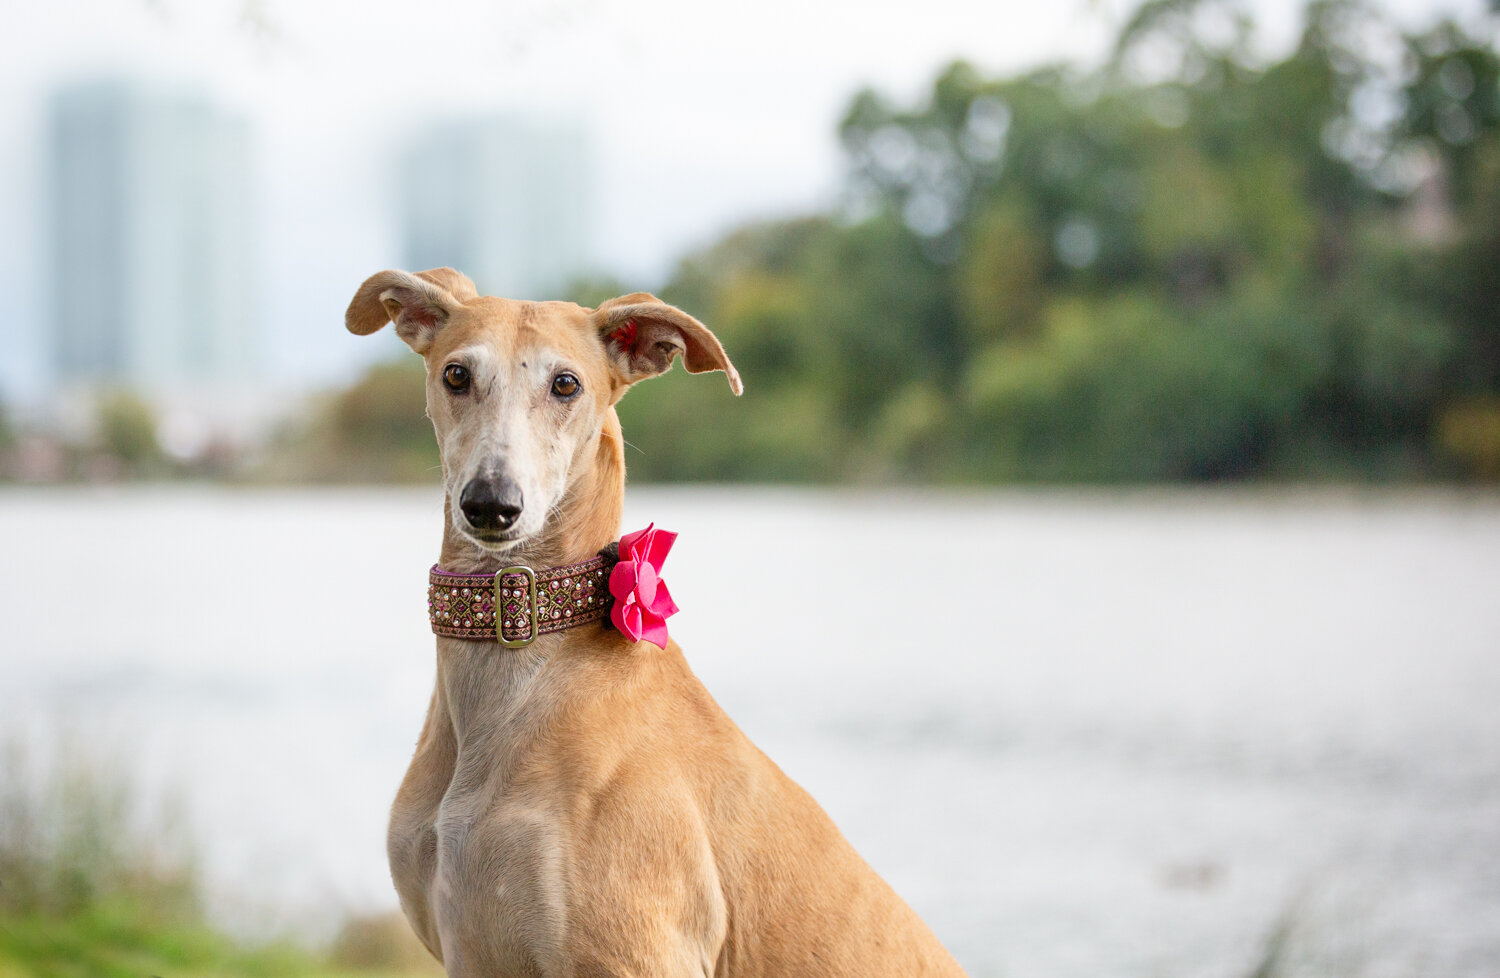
left=390, top=655, right=581, bottom=973
left=428, top=790, right=573, bottom=974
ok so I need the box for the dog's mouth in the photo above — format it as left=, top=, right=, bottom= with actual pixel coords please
left=459, top=526, right=527, bottom=551
left=447, top=516, right=537, bottom=555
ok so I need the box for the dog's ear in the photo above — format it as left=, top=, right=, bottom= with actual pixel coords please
left=593, top=293, right=743, bottom=396
left=345, top=268, right=469, bottom=354
left=411, top=266, right=478, bottom=302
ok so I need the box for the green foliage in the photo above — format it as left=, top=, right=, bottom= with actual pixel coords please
left=1436, top=397, right=1500, bottom=478
left=967, top=293, right=1275, bottom=480
left=623, top=0, right=1499, bottom=483
left=94, top=392, right=165, bottom=476
left=0, top=738, right=438, bottom=977
left=0, top=905, right=437, bottom=978
left=1403, top=21, right=1500, bottom=208
left=0, top=741, right=196, bottom=921
left=304, top=1, right=1500, bottom=484
left=263, top=357, right=439, bottom=483
left=331, top=360, right=432, bottom=459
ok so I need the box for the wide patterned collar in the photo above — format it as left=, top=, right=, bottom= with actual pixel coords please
left=426, top=523, right=681, bottom=649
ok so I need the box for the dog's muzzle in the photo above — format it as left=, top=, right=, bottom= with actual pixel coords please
left=459, top=476, right=524, bottom=532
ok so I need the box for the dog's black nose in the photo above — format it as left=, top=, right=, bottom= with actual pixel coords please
left=460, top=477, right=524, bottom=531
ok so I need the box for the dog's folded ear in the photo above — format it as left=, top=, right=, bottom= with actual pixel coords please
left=346, top=268, right=473, bottom=354
left=593, top=294, right=743, bottom=396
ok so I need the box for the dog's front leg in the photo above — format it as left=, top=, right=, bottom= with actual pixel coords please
left=563, top=858, right=728, bottom=978
left=569, top=941, right=723, bottom=978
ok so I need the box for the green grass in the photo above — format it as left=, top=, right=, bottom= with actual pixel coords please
left=0, top=737, right=439, bottom=978
left=2, top=902, right=316, bottom=978
left=0, top=906, right=438, bottom=978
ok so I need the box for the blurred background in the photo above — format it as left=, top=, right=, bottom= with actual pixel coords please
left=2, top=0, right=1498, bottom=976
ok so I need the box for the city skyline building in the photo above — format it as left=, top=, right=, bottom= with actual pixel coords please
left=399, top=114, right=592, bottom=300
left=49, top=78, right=256, bottom=391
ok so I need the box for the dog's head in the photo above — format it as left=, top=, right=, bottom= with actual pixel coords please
left=346, top=267, right=741, bottom=553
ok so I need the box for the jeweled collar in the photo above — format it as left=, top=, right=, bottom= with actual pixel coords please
left=427, top=523, right=680, bottom=649
left=428, top=554, right=613, bottom=647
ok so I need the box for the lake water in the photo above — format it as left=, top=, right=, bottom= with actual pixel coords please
left=2, top=486, right=1498, bottom=977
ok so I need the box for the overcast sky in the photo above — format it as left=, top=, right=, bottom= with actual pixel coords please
left=0, top=0, right=1488, bottom=398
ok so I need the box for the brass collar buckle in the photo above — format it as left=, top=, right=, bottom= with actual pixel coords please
left=496, top=565, right=537, bottom=648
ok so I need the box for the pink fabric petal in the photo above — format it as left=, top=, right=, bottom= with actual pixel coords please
left=633, top=561, right=658, bottom=606
left=619, top=522, right=654, bottom=562
left=609, top=561, right=639, bottom=601
left=613, top=600, right=643, bottom=642
left=638, top=617, right=670, bottom=649
left=642, top=529, right=677, bottom=571
left=645, top=578, right=679, bottom=619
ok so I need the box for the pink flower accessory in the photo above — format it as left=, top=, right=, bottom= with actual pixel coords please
left=608, top=522, right=680, bottom=649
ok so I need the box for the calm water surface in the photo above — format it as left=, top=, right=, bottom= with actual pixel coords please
left=2, top=486, right=1499, bottom=978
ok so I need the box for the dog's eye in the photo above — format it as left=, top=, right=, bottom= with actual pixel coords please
left=551, top=373, right=581, bottom=398
left=443, top=364, right=471, bottom=393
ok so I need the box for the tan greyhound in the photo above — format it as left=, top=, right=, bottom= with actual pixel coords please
left=346, top=267, right=968, bottom=977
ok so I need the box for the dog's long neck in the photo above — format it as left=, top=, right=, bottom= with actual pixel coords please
left=430, top=411, right=629, bottom=745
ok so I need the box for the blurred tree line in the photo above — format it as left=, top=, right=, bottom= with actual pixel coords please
left=0, top=391, right=190, bottom=482
left=295, top=0, right=1500, bottom=484
left=262, top=360, right=437, bottom=483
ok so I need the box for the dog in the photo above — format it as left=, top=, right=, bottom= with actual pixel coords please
left=346, top=267, right=968, bottom=977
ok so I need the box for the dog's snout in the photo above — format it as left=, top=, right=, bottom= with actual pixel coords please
left=460, top=476, right=524, bottom=531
